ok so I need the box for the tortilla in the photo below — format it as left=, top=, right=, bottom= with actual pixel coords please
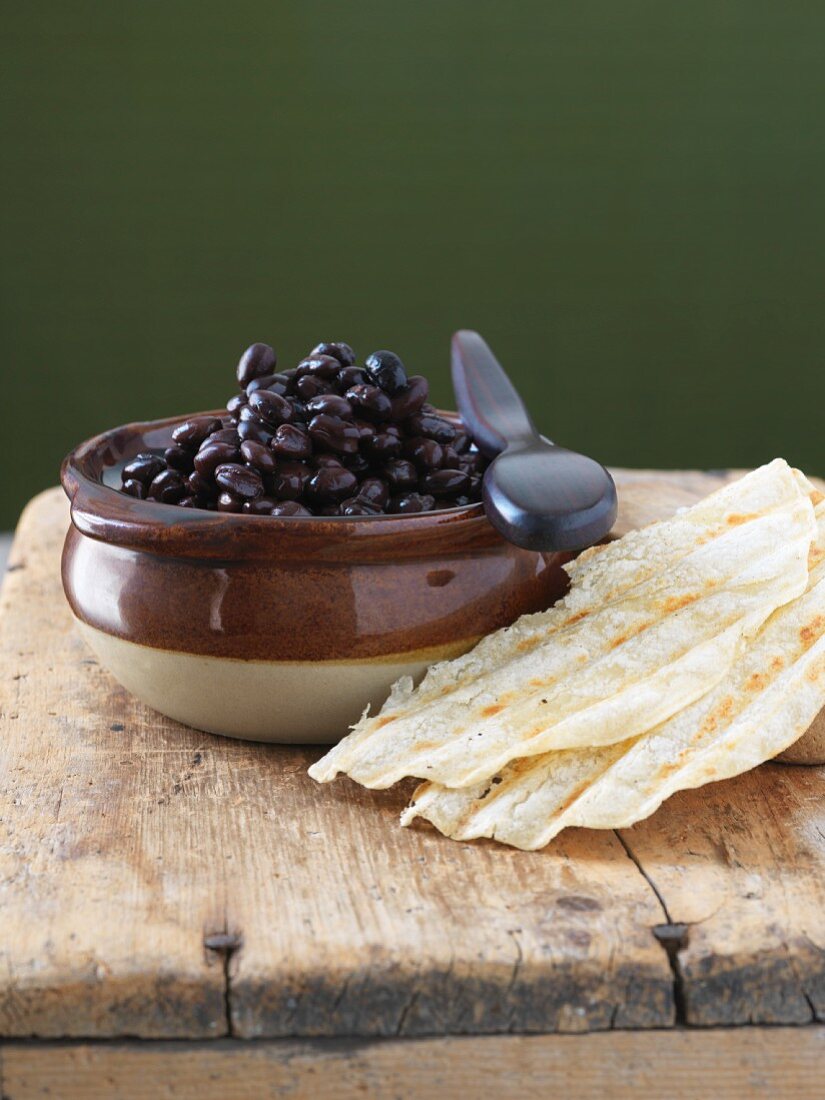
left=309, top=461, right=815, bottom=789
left=402, top=496, right=825, bottom=849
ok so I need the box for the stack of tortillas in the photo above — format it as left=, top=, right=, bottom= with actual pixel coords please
left=309, top=460, right=825, bottom=850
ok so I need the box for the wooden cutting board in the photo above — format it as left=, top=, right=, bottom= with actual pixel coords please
left=0, top=472, right=823, bottom=1098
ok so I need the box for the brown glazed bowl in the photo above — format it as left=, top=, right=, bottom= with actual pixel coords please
left=61, top=411, right=574, bottom=744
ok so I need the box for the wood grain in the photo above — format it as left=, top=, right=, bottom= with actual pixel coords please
left=0, top=472, right=822, bottom=1042
left=3, top=1029, right=825, bottom=1099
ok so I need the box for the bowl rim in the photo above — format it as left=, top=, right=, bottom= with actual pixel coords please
left=60, top=409, right=503, bottom=560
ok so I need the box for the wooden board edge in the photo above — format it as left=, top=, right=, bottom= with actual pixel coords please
left=3, top=1028, right=825, bottom=1099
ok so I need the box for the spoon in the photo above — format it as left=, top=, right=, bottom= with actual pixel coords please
left=451, top=330, right=617, bottom=551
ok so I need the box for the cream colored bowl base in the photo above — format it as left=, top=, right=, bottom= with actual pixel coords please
left=75, top=619, right=474, bottom=744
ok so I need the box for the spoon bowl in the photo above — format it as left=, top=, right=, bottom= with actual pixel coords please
left=483, top=442, right=618, bottom=551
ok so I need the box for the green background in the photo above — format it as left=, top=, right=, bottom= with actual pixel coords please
left=2, top=2, right=824, bottom=527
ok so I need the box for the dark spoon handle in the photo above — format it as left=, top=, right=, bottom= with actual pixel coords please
left=451, top=330, right=541, bottom=457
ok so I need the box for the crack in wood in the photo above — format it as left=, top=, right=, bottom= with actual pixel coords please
left=652, top=924, right=689, bottom=1026
left=395, top=991, right=419, bottom=1037
left=204, top=930, right=243, bottom=1038
left=614, top=830, right=687, bottom=1025
left=332, top=975, right=352, bottom=1013
left=53, top=785, right=64, bottom=824
left=614, top=832, right=672, bottom=922
left=506, top=929, right=523, bottom=995
left=780, top=937, right=818, bottom=1025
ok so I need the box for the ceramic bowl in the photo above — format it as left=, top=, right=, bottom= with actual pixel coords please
left=61, top=411, right=574, bottom=743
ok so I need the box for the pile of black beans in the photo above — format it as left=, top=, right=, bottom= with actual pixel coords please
left=119, top=342, right=488, bottom=516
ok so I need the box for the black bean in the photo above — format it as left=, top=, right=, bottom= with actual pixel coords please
left=290, top=400, right=307, bottom=422
left=214, top=463, right=264, bottom=500
left=226, top=393, right=247, bottom=419
left=122, top=452, right=166, bottom=485
left=164, top=445, right=195, bottom=473
left=405, top=413, right=456, bottom=444
left=204, top=427, right=240, bottom=446
left=296, top=374, right=336, bottom=401
left=338, top=366, right=367, bottom=389
left=296, top=355, right=339, bottom=380
left=306, top=394, right=353, bottom=420
left=238, top=404, right=258, bottom=422
left=404, top=437, right=444, bottom=471
left=363, top=431, right=402, bottom=462
left=311, top=341, right=356, bottom=366
left=294, top=358, right=315, bottom=378
left=308, top=414, right=360, bottom=454
left=248, top=389, right=293, bottom=428
left=270, top=423, right=312, bottom=459
left=345, top=383, right=392, bottom=423
left=269, top=461, right=311, bottom=500
left=242, top=497, right=279, bottom=515
left=456, top=451, right=486, bottom=475
left=340, top=496, right=382, bottom=516
left=178, top=496, right=199, bottom=508
left=270, top=500, right=312, bottom=516
left=305, top=354, right=341, bottom=379
left=122, top=478, right=146, bottom=499
left=187, top=471, right=214, bottom=497
left=240, top=439, right=276, bottom=473
left=384, top=459, right=418, bottom=490
left=420, top=468, right=471, bottom=497
left=352, top=418, right=376, bottom=442
left=237, top=418, right=274, bottom=446
left=312, top=454, right=345, bottom=469
left=387, top=493, right=436, bottom=514
left=246, top=373, right=288, bottom=397
left=202, top=429, right=237, bottom=451
left=341, top=452, right=370, bottom=477
left=358, top=477, right=390, bottom=509
left=237, top=343, right=277, bottom=387
left=217, top=491, right=243, bottom=513
left=452, top=430, right=471, bottom=454
left=147, top=469, right=187, bottom=504
left=440, top=445, right=461, bottom=469
left=390, top=375, right=428, bottom=420
left=172, top=416, right=223, bottom=446
left=306, top=466, right=359, bottom=503
left=271, top=372, right=291, bottom=386
left=194, top=440, right=241, bottom=476
left=365, top=350, right=408, bottom=395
